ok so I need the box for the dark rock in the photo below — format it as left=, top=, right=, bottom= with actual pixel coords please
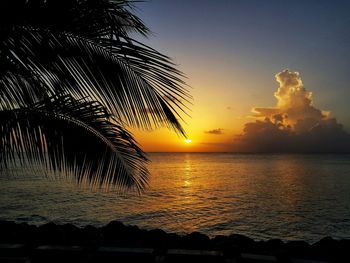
left=0, top=221, right=20, bottom=242
left=311, top=236, right=339, bottom=260
left=261, top=239, right=288, bottom=261
left=104, top=220, right=126, bottom=233
left=124, top=224, right=143, bottom=247
left=337, top=239, right=350, bottom=262
left=212, top=235, right=240, bottom=259
left=37, top=222, right=61, bottom=244
left=183, top=232, right=211, bottom=249
left=285, top=240, right=310, bottom=258
left=19, top=223, right=37, bottom=245
left=2, top=220, right=350, bottom=263
left=59, top=224, right=82, bottom=245
left=101, top=221, right=144, bottom=247
left=212, top=235, right=230, bottom=250
left=265, top=239, right=284, bottom=248
left=166, top=233, right=182, bottom=248
left=262, top=239, right=285, bottom=253
left=228, top=234, right=256, bottom=252
left=100, top=220, right=127, bottom=245
left=146, top=228, right=169, bottom=249
left=83, top=225, right=100, bottom=246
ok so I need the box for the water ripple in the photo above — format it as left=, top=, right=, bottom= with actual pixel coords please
left=1, top=153, right=350, bottom=243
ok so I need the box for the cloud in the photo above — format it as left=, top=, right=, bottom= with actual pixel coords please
left=205, top=128, right=224, bottom=135
left=233, top=69, right=350, bottom=153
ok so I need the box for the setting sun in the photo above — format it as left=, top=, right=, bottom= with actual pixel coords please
left=185, top=139, right=192, bottom=144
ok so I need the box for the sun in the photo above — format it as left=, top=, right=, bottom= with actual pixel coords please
left=184, top=139, right=192, bottom=144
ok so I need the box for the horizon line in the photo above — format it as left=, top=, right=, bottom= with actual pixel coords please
left=145, top=151, right=350, bottom=154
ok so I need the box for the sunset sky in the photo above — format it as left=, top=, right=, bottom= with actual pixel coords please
left=131, top=0, right=350, bottom=152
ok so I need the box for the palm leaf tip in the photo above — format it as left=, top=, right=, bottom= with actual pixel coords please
left=0, top=95, right=149, bottom=191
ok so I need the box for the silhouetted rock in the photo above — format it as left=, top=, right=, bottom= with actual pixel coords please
left=212, top=235, right=229, bottom=249
left=311, top=236, right=339, bottom=260
left=1, top=220, right=350, bottom=262
left=212, top=235, right=240, bottom=258
left=337, top=239, right=350, bottom=262
left=59, top=224, right=82, bottom=245
left=183, top=232, right=210, bottom=249
left=261, top=239, right=288, bottom=261
left=124, top=225, right=142, bottom=246
left=263, top=239, right=284, bottom=253
left=0, top=221, right=37, bottom=244
left=83, top=225, right=100, bottom=246
left=311, top=236, right=350, bottom=262
left=228, top=234, right=256, bottom=251
left=166, top=233, right=183, bottom=248
left=104, top=220, right=125, bottom=233
left=38, top=222, right=60, bottom=244
left=285, top=240, right=310, bottom=258
left=100, top=220, right=127, bottom=245
left=0, top=221, right=19, bottom=242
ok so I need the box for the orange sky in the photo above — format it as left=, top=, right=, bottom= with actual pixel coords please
left=131, top=64, right=263, bottom=152
left=128, top=62, right=241, bottom=152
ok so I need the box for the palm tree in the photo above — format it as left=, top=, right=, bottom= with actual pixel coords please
left=0, top=0, right=190, bottom=192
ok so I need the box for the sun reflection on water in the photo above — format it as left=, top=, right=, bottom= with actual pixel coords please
left=183, top=154, right=193, bottom=188
left=2, top=153, right=350, bottom=243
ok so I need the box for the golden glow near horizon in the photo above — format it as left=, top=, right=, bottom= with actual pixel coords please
left=131, top=68, right=349, bottom=153
left=129, top=52, right=350, bottom=153
left=129, top=53, right=253, bottom=153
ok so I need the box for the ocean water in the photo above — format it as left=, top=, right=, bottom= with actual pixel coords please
left=1, top=153, right=350, bottom=243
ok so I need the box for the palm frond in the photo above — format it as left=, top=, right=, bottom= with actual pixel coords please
left=1, top=27, right=191, bottom=134
left=0, top=0, right=190, bottom=189
left=0, top=95, right=149, bottom=191
left=0, top=0, right=149, bottom=37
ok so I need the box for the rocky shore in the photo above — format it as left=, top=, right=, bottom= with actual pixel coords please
left=0, top=220, right=349, bottom=262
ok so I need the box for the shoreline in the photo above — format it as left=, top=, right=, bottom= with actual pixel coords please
left=1, top=220, right=349, bottom=262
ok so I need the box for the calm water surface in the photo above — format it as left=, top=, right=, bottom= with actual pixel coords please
left=1, top=153, right=350, bottom=243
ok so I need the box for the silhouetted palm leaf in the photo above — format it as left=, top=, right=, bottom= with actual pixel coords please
left=0, top=0, right=190, bottom=133
left=0, top=0, right=189, bottom=189
left=0, top=95, right=148, bottom=191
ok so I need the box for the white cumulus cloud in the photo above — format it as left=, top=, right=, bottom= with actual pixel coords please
left=233, top=69, right=350, bottom=153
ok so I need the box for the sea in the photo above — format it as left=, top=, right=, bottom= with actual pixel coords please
left=1, top=153, right=350, bottom=244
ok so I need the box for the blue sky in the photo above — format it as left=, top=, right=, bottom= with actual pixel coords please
left=131, top=0, right=350, bottom=151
